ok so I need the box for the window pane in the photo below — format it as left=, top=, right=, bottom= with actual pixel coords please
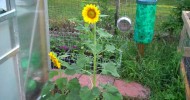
left=0, top=57, right=20, bottom=100
left=0, top=0, right=7, bottom=11
left=0, top=20, right=12, bottom=56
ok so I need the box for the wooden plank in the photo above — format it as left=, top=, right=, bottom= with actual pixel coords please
left=182, top=11, right=190, bottom=38
left=184, top=47, right=190, bottom=57
left=179, top=25, right=187, bottom=50
left=181, top=59, right=190, bottom=100
left=178, top=47, right=190, bottom=57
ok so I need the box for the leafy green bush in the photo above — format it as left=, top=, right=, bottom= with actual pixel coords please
left=162, top=0, right=190, bottom=34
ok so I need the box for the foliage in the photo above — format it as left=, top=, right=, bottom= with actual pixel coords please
left=96, top=0, right=116, bottom=32
left=41, top=4, right=122, bottom=100
left=120, top=39, right=185, bottom=99
left=162, top=0, right=190, bottom=34
left=41, top=74, right=122, bottom=100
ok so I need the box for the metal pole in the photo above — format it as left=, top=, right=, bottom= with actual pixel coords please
left=115, top=0, right=120, bottom=34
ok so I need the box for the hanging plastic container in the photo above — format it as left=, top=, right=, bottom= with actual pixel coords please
left=134, top=0, right=157, bottom=44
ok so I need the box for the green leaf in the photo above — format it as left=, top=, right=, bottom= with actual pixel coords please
left=101, top=62, right=120, bottom=77
left=69, top=63, right=79, bottom=70
left=66, top=79, right=81, bottom=100
left=49, top=71, right=58, bottom=79
left=79, top=86, right=92, bottom=100
left=55, top=78, right=67, bottom=89
left=97, top=28, right=112, bottom=38
left=96, top=44, right=103, bottom=54
left=41, top=82, right=54, bottom=97
left=105, top=44, right=115, bottom=53
left=80, top=86, right=101, bottom=100
left=79, top=34, right=90, bottom=41
left=76, top=54, right=91, bottom=68
left=66, top=90, right=81, bottom=100
left=64, top=69, right=76, bottom=75
left=75, top=24, right=90, bottom=32
left=91, top=87, right=101, bottom=98
left=60, top=61, right=70, bottom=68
left=100, top=14, right=109, bottom=17
left=102, top=84, right=123, bottom=100
left=54, top=93, right=66, bottom=100
left=102, top=92, right=123, bottom=100
left=40, top=92, right=53, bottom=100
left=85, top=43, right=103, bottom=55
left=67, top=78, right=81, bottom=91
left=102, top=84, right=118, bottom=93
left=58, top=54, right=70, bottom=58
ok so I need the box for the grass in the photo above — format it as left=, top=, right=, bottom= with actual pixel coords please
left=48, top=0, right=177, bottom=33
left=120, top=39, right=185, bottom=99
left=48, top=0, right=185, bottom=99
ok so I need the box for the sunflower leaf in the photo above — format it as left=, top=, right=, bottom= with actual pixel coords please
left=97, top=28, right=112, bottom=38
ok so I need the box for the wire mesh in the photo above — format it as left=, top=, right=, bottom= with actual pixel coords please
left=48, top=0, right=132, bottom=70
left=49, top=32, right=127, bottom=70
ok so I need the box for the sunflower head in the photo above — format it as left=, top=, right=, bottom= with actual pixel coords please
left=49, top=52, right=61, bottom=69
left=82, top=4, right=100, bottom=24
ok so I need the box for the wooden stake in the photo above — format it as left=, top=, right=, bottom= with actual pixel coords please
left=137, top=43, right=145, bottom=57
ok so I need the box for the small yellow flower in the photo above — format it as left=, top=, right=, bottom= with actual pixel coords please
left=82, top=4, right=100, bottom=24
left=49, top=52, right=61, bottom=69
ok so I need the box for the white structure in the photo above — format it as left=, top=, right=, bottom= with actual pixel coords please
left=0, top=0, right=50, bottom=100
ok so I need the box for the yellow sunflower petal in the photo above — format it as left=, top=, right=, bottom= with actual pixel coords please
left=56, top=62, right=61, bottom=69
left=49, top=52, right=53, bottom=59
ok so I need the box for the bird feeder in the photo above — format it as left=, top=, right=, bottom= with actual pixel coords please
left=134, top=0, right=157, bottom=44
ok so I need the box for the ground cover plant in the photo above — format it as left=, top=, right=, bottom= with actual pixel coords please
left=48, top=0, right=186, bottom=99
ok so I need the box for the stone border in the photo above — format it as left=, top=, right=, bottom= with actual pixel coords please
left=52, top=73, right=150, bottom=99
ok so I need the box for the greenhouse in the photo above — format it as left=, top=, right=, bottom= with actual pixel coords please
left=0, top=0, right=190, bottom=100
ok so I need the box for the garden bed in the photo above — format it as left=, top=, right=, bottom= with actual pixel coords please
left=49, top=31, right=127, bottom=70
left=52, top=72, right=150, bottom=100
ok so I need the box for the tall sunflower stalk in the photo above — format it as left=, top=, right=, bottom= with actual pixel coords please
left=82, top=4, right=100, bottom=88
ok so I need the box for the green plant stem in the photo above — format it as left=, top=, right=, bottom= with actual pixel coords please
left=93, top=24, right=97, bottom=88
left=59, top=70, right=62, bottom=78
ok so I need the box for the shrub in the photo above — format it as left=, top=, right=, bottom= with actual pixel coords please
left=162, top=0, right=190, bottom=34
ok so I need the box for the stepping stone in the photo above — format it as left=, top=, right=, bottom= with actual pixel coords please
left=78, top=74, right=115, bottom=88
left=78, top=75, right=92, bottom=88
left=114, top=80, right=150, bottom=99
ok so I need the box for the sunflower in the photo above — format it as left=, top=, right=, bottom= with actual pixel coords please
left=49, top=52, right=61, bottom=69
left=82, top=4, right=100, bottom=24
